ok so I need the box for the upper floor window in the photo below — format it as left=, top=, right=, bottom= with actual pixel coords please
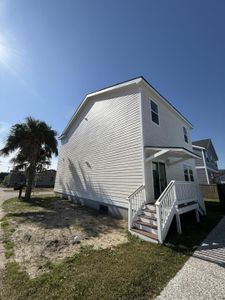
left=183, top=127, right=188, bottom=143
left=151, top=100, right=159, bottom=125
left=184, top=165, right=194, bottom=182
left=205, top=150, right=209, bottom=162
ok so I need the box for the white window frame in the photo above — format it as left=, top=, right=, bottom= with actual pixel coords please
left=183, top=127, right=188, bottom=143
left=183, top=164, right=194, bottom=182
left=150, top=100, right=160, bottom=126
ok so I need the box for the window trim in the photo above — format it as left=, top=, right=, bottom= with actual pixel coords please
left=183, top=164, right=194, bottom=182
left=150, top=100, right=160, bottom=126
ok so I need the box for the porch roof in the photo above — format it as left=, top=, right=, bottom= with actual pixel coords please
left=144, top=146, right=200, bottom=165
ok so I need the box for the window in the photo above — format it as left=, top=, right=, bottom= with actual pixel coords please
left=205, top=150, right=209, bottom=162
left=189, top=169, right=194, bottom=181
left=183, top=127, right=188, bottom=143
left=151, top=100, right=159, bottom=125
left=183, top=165, right=194, bottom=182
left=184, top=166, right=189, bottom=181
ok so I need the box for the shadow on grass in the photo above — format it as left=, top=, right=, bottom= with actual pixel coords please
left=4, top=196, right=125, bottom=238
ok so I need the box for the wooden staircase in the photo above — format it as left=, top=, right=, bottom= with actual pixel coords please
left=131, top=204, right=159, bottom=243
left=128, top=182, right=206, bottom=244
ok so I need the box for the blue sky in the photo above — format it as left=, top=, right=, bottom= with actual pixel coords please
left=0, top=0, right=225, bottom=171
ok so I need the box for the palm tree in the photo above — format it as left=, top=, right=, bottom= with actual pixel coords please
left=0, top=117, right=58, bottom=200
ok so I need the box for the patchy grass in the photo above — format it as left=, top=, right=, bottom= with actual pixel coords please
left=2, top=236, right=188, bottom=300
left=1, top=197, right=224, bottom=300
left=2, top=195, right=57, bottom=214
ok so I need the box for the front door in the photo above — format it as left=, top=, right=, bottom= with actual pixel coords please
left=152, top=162, right=167, bottom=200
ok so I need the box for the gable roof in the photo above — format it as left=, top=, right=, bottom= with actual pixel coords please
left=192, top=139, right=218, bottom=161
left=59, top=76, right=193, bottom=139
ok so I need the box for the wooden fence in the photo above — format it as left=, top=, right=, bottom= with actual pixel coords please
left=199, top=184, right=219, bottom=199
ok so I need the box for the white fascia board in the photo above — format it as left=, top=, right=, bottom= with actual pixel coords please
left=192, top=145, right=205, bottom=150
left=196, top=166, right=219, bottom=173
left=145, top=147, right=200, bottom=160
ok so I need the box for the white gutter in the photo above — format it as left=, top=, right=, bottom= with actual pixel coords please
left=202, top=149, right=210, bottom=184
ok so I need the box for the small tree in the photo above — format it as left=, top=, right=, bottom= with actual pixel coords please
left=0, top=117, right=58, bottom=200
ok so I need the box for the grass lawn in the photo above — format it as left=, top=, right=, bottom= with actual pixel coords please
left=0, top=197, right=224, bottom=300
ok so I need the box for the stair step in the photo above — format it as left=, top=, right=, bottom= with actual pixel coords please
left=139, top=213, right=157, bottom=221
left=139, top=215, right=157, bottom=226
left=146, top=204, right=156, bottom=211
left=135, top=220, right=157, bottom=229
left=131, top=228, right=158, bottom=241
left=143, top=209, right=157, bottom=218
left=133, top=221, right=158, bottom=234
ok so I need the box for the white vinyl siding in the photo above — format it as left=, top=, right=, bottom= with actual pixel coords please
left=140, top=85, right=198, bottom=200
left=55, top=87, right=143, bottom=207
left=141, top=87, right=193, bottom=151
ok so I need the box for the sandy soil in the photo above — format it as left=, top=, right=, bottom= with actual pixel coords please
left=8, top=198, right=128, bottom=277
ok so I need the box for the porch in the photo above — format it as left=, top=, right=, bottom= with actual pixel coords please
left=127, top=146, right=206, bottom=244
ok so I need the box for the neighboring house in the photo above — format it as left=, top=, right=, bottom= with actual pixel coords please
left=55, top=76, right=206, bottom=244
left=4, top=169, right=56, bottom=188
left=192, top=139, right=219, bottom=184
left=35, top=169, right=56, bottom=188
left=219, top=169, right=225, bottom=184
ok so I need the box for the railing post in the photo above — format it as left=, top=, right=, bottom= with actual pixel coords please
left=156, top=205, right=163, bottom=243
left=128, top=200, right=132, bottom=230
left=176, top=213, right=182, bottom=234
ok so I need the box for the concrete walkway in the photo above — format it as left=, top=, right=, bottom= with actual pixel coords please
left=157, top=216, right=225, bottom=300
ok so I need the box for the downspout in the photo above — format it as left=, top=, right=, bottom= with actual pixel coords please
left=202, top=149, right=210, bottom=184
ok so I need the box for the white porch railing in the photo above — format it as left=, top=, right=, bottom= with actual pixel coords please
left=155, top=181, right=177, bottom=243
left=128, top=181, right=206, bottom=244
left=127, top=185, right=146, bottom=230
left=156, top=181, right=205, bottom=243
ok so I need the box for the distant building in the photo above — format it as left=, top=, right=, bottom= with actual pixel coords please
left=4, top=171, right=26, bottom=188
left=35, top=169, right=56, bottom=188
left=219, top=169, right=225, bottom=184
left=3, top=169, right=56, bottom=188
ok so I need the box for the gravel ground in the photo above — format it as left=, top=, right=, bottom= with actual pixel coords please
left=156, top=216, right=225, bottom=300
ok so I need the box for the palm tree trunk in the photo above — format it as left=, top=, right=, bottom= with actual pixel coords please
left=25, top=164, right=36, bottom=200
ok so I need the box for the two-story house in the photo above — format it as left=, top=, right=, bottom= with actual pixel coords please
left=55, top=77, right=206, bottom=243
left=192, top=139, right=219, bottom=184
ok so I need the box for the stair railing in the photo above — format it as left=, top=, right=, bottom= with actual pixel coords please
left=127, top=185, right=146, bottom=230
left=155, top=180, right=177, bottom=243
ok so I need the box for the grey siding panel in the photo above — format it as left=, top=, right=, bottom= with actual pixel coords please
left=196, top=168, right=208, bottom=184
left=55, top=87, right=143, bottom=208
left=193, top=148, right=204, bottom=167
